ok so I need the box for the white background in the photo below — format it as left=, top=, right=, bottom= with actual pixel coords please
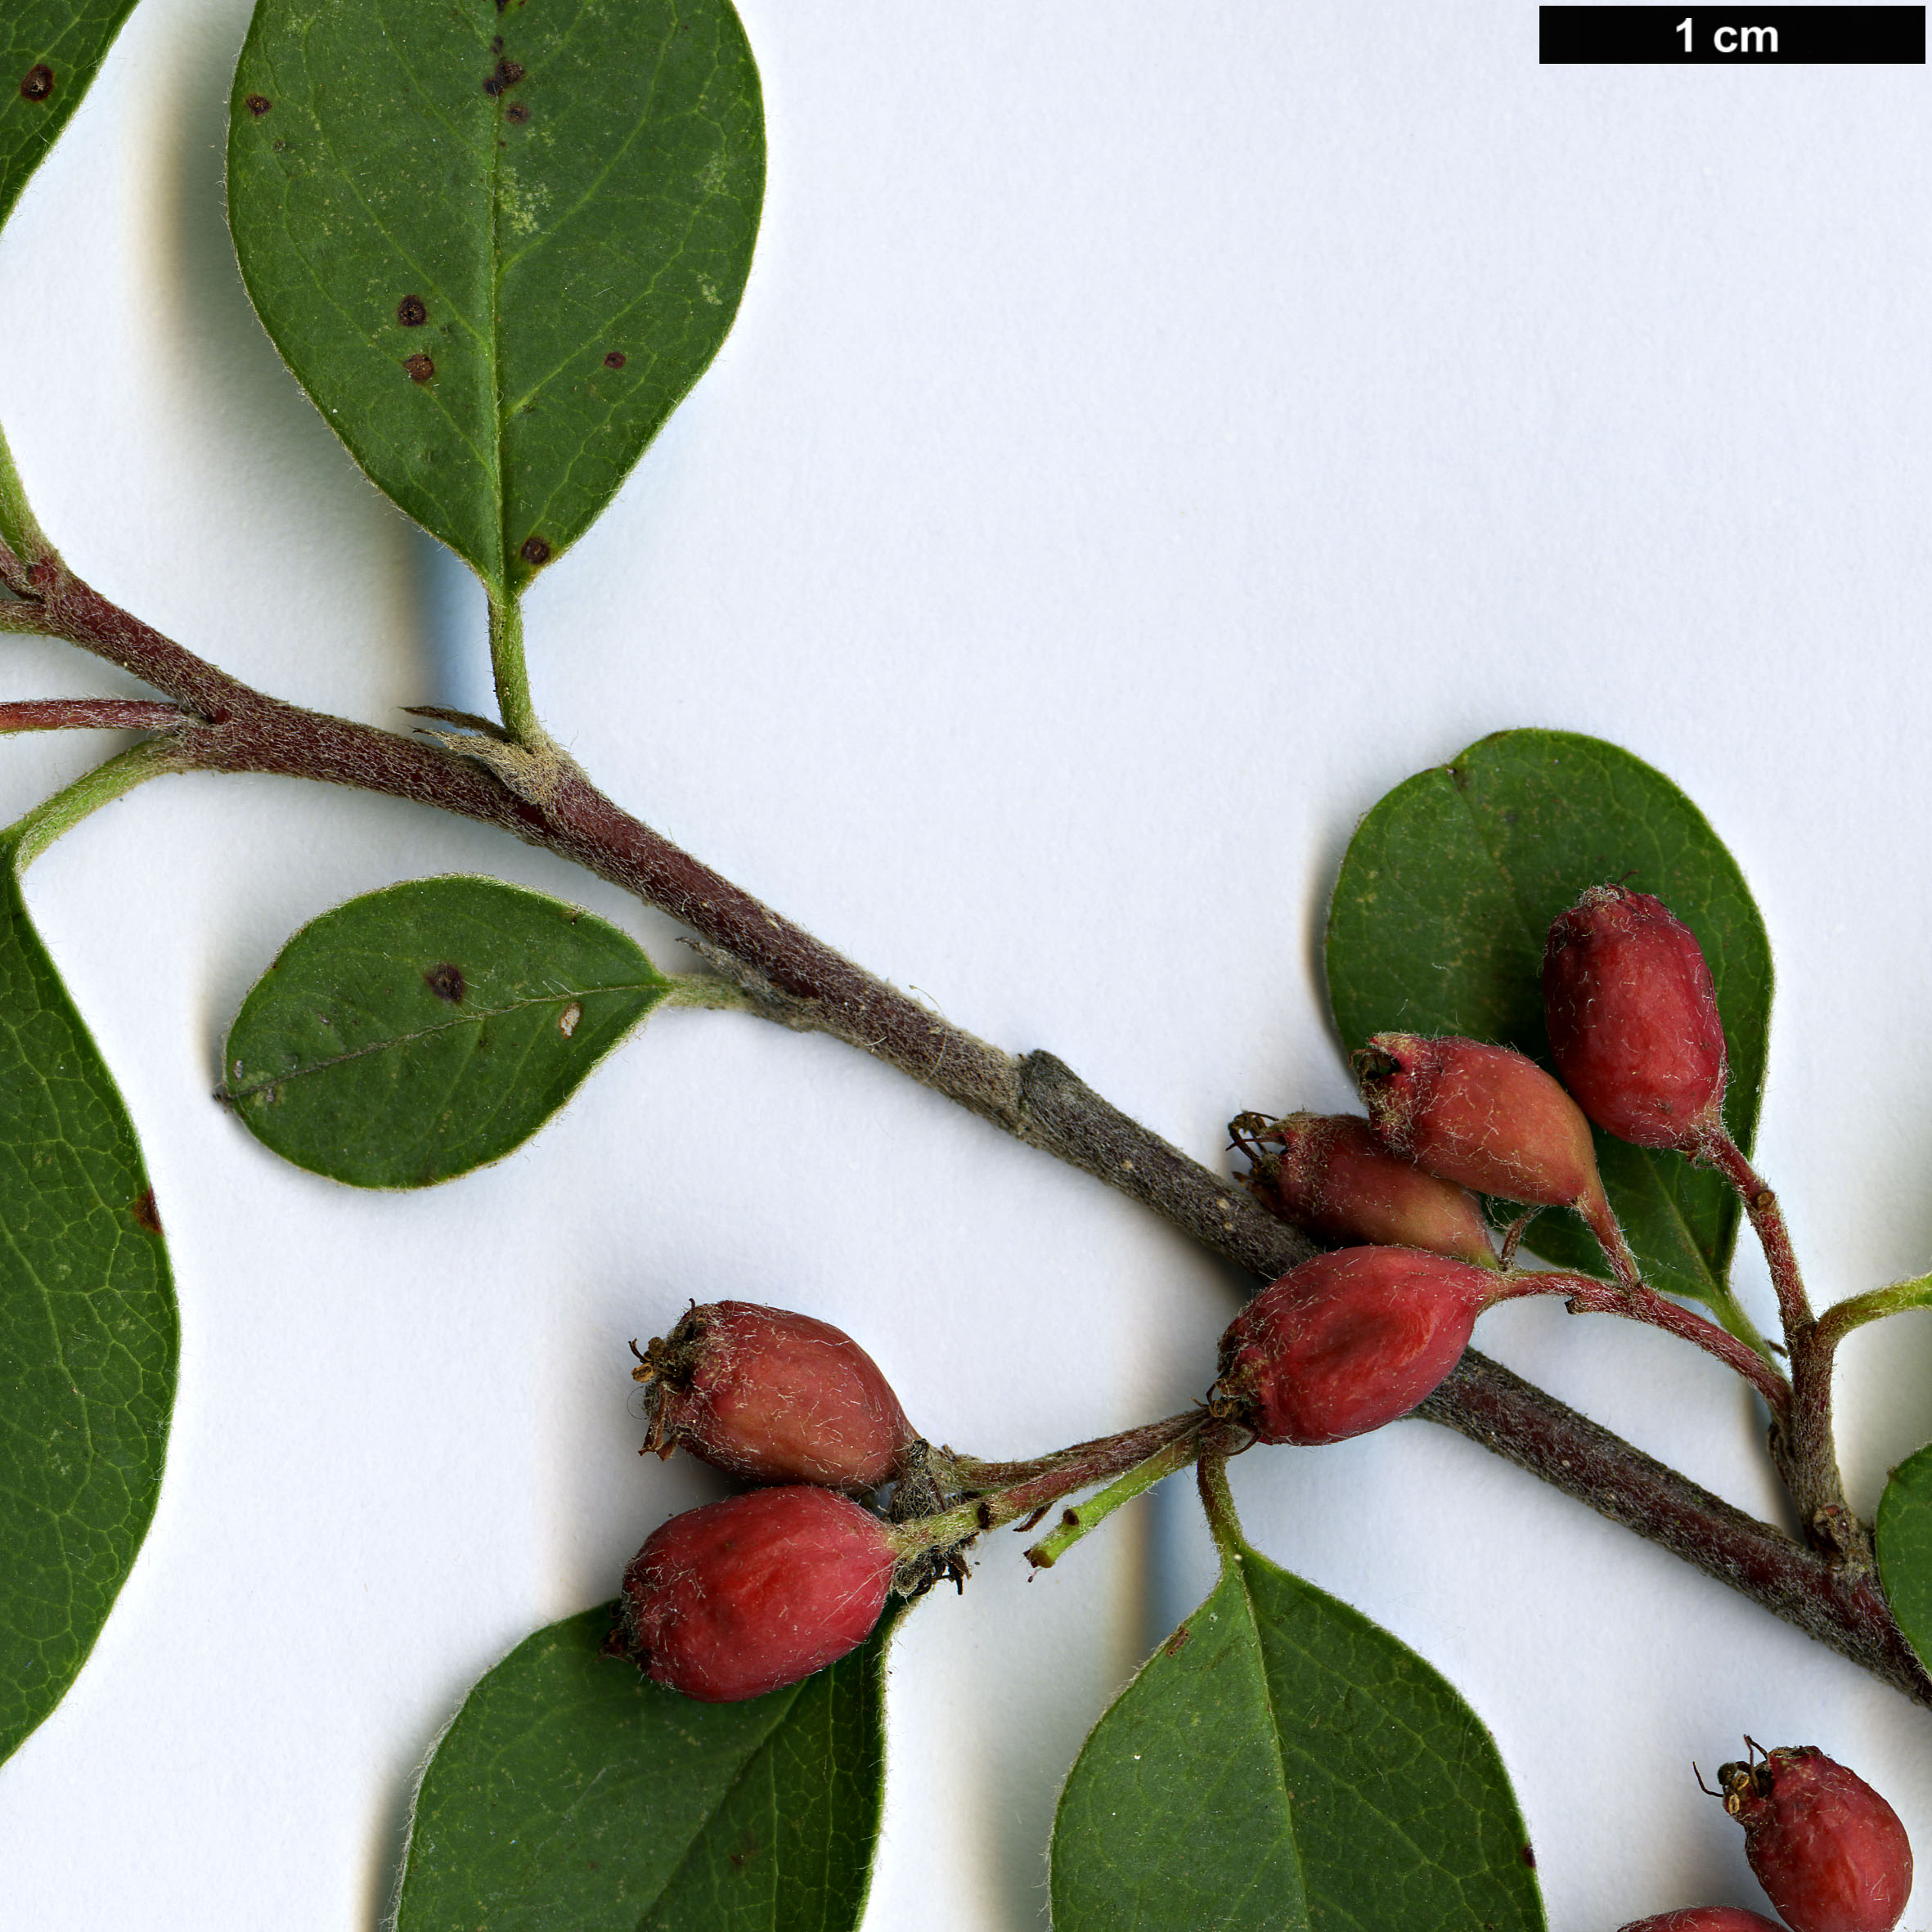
left=2, top=2, right=1930, bottom=1925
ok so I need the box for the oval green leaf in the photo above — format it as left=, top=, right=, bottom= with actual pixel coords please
left=1876, top=1438, right=1932, bottom=1674
left=227, top=0, right=764, bottom=594
left=1327, top=729, right=1772, bottom=1325
left=222, top=875, right=673, bottom=1188
left=1, top=0, right=140, bottom=235
left=0, top=837, right=177, bottom=1765
left=1051, top=1534, right=1544, bottom=1932
left=396, top=1602, right=894, bottom=1932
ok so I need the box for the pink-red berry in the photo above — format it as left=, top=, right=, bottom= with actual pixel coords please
left=1354, top=1031, right=1610, bottom=1218
left=1716, top=1744, right=1912, bottom=1932
left=1543, top=883, right=1728, bottom=1150
left=1243, top=1112, right=1498, bottom=1268
left=1210, top=1246, right=1499, bottom=1445
left=609, top=1485, right=898, bottom=1702
left=632, top=1300, right=919, bottom=1492
left=1618, top=1912, right=1786, bottom=1931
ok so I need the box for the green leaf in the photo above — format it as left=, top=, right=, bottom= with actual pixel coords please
left=1326, top=729, right=1772, bottom=1322
left=222, top=875, right=673, bottom=1189
left=0, top=0, right=139, bottom=235
left=1876, top=1439, right=1932, bottom=1674
left=0, top=836, right=177, bottom=1766
left=1052, top=1535, right=1544, bottom=1932
left=396, top=1602, right=894, bottom=1932
left=227, top=0, right=763, bottom=595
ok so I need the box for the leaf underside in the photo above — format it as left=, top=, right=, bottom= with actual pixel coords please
left=1876, top=1437, right=1932, bottom=1675
left=0, top=841, right=177, bottom=1766
left=1326, top=729, right=1772, bottom=1319
left=222, top=874, right=673, bottom=1189
left=395, top=1602, right=893, bottom=1932
left=1051, top=1537, right=1545, bottom=1932
left=227, top=0, right=764, bottom=595
left=0, top=0, right=139, bottom=233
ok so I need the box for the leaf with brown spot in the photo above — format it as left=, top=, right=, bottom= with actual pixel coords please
left=222, top=876, right=675, bottom=1188
left=227, top=0, right=764, bottom=596
left=2, top=3, right=140, bottom=237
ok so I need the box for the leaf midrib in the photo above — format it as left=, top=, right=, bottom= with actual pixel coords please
left=224, top=981, right=663, bottom=1100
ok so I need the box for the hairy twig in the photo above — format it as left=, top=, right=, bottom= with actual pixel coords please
left=11, top=550, right=1923, bottom=1704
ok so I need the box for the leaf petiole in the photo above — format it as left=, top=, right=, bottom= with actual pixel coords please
left=3, top=739, right=182, bottom=870
left=1024, top=1427, right=1208, bottom=1570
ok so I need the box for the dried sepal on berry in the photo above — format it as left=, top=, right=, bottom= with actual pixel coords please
left=1713, top=1741, right=1913, bottom=1932
left=1234, top=1111, right=1498, bottom=1268
left=632, top=1300, right=920, bottom=1492
left=1354, top=1031, right=1607, bottom=1215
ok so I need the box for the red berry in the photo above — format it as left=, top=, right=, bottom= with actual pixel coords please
left=1618, top=1912, right=1786, bottom=1931
left=1355, top=1031, right=1610, bottom=1217
left=1210, top=1246, right=1499, bottom=1445
left=610, top=1486, right=897, bottom=1702
left=1543, top=884, right=1728, bottom=1150
left=1716, top=1744, right=1913, bottom=1932
left=632, top=1300, right=919, bottom=1492
left=1247, top=1112, right=1498, bottom=1268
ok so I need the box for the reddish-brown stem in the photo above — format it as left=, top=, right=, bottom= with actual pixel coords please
left=1696, top=1125, right=1858, bottom=1558
left=1700, top=1126, right=1816, bottom=1336
left=0, top=697, right=186, bottom=734
left=1579, top=1194, right=1647, bottom=1297
left=1501, top=1269, right=1790, bottom=1414
left=9, top=552, right=1918, bottom=1698
left=896, top=1411, right=1212, bottom=1556
left=1417, top=1354, right=1926, bottom=1703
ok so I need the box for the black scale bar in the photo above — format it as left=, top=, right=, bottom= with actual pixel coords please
left=1540, top=6, right=1926, bottom=61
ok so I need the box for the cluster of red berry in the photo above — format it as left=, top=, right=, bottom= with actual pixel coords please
left=1620, top=1742, right=1911, bottom=1932
left=605, top=1301, right=923, bottom=1702
left=600, top=886, right=1771, bottom=1706
left=600, top=886, right=1910, bottom=1931
left=1215, top=882, right=1737, bottom=1445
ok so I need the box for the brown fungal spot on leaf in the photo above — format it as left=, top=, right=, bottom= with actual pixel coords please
left=244, top=93, right=272, bottom=118
left=1162, top=1622, right=1191, bottom=1656
left=132, top=1188, right=163, bottom=1235
left=519, top=535, right=551, bottom=566
left=603, top=349, right=627, bottom=369
left=20, top=65, right=56, bottom=103
left=424, top=962, right=465, bottom=1004
left=490, top=34, right=504, bottom=52
left=505, top=101, right=530, bottom=124
left=483, top=74, right=504, bottom=97
left=558, top=1001, right=583, bottom=1038
left=1519, top=1844, right=1537, bottom=1870
left=397, top=294, right=428, bottom=327
left=403, top=353, right=436, bottom=383
left=497, top=58, right=525, bottom=86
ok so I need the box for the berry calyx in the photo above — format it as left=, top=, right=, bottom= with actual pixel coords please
left=631, top=1300, right=919, bottom=1492
left=1543, top=883, right=1728, bottom=1150
left=1209, top=1246, right=1500, bottom=1445
left=608, top=1485, right=898, bottom=1702
left=1236, top=1111, right=1498, bottom=1268
left=1617, top=1912, right=1786, bottom=1931
left=1714, top=1742, right=1912, bottom=1932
